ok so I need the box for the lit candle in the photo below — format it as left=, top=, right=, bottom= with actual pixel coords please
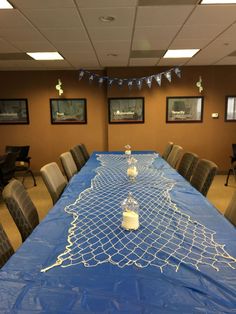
left=127, top=166, right=138, bottom=178
left=122, top=210, right=139, bottom=230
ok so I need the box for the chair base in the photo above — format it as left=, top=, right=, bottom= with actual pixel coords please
left=224, top=167, right=236, bottom=186
left=16, top=170, right=37, bottom=187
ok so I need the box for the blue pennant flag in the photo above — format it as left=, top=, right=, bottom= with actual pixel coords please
left=136, top=79, right=143, bottom=90
left=118, top=79, right=123, bottom=87
left=128, top=80, right=133, bottom=89
left=98, top=77, right=104, bottom=85
left=108, top=79, right=114, bottom=86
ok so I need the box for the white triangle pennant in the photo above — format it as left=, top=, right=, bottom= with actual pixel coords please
left=165, top=71, right=172, bottom=82
left=78, top=70, right=85, bottom=80
left=128, top=80, right=133, bottom=89
left=174, top=67, right=181, bottom=78
left=154, top=74, right=162, bottom=86
left=145, top=76, right=153, bottom=88
left=136, top=79, right=143, bottom=90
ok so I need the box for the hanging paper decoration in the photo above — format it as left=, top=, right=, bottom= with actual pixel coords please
left=196, top=76, right=203, bottom=93
left=79, top=70, right=85, bottom=80
left=174, top=67, right=181, bottom=78
left=165, top=71, right=172, bottom=82
left=145, top=76, right=153, bottom=88
left=78, top=67, right=181, bottom=90
left=55, top=79, right=63, bottom=96
left=154, top=74, right=162, bottom=86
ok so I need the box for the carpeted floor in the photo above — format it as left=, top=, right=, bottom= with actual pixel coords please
left=0, top=174, right=235, bottom=251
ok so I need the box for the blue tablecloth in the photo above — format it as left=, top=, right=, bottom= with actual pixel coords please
left=0, top=152, right=236, bottom=313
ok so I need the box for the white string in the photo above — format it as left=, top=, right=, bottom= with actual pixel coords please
left=41, top=154, right=236, bottom=272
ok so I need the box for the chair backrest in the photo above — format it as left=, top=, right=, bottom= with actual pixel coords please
left=70, top=146, right=85, bottom=170
left=78, top=143, right=90, bottom=161
left=177, top=152, right=199, bottom=181
left=232, top=144, right=236, bottom=158
left=40, top=162, right=67, bottom=205
left=60, top=152, right=77, bottom=181
left=0, top=152, right=18, bottom=186
left=190, top=159, right=218, bottom=196
left=5, top=145, right=30, bottom=161
left=0, top=222, right=14, bottom=268
left=162, top=142, right=173, bottom=160
left=2, top=179, right=39, bottom=242
left=224, top=191, right=236, bottom=226
left=166, top=145, right=183, bottom=168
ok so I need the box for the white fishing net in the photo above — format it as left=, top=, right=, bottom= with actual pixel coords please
left=41, top=154, right=236, bottom=273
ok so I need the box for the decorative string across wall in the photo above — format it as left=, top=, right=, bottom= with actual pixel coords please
left=78, top=67, right=181, bottom=89
left=41, top=154, right=236, bottom=273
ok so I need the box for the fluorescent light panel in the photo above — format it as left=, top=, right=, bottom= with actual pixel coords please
left=201, top=0, right=236, bottom=3
left=27, top=52, right=64, bottom=60
left=0, top=0, right=13, bottom=9
left=163, top=49, right=199, bottom=58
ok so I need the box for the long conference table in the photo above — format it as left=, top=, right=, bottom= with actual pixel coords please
left=0, top=151, right=236, bottom=313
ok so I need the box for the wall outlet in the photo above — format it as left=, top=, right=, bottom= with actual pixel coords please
left=212, top=113, right=219, bottom=118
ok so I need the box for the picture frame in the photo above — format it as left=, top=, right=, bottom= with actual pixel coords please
left=0, top=99, right=29, bottom=124
left=225, top=96, right=236, bottom=121
left=108, top=97, right=144, bottom=124
left=166, top=96, right=204, bottom=123
left=50, top=98, right=87, bottom=124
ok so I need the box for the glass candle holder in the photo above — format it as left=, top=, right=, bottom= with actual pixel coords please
left=124, top=144, right=131, bottom=156
left=121, top=192, right=139, bottom=230
left=127, top=156, right=138, bottom=182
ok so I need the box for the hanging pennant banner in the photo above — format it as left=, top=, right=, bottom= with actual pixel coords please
left=78, top=67, right=181, bottom=90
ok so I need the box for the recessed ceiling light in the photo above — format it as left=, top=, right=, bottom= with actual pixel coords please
left=201, top=0, right=236, bottom=4
left=0, top=0, right=13, bottom=9
left=99, top=16, right=115, bottom=22
left=163, top=49, right=200, bottom=58
left=26, top=52, right=64, bottom=60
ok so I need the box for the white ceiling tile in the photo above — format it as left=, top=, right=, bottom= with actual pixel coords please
left=12, top=41, right=56, bottom=52
left=215, top=57, right=236, bottom=65
left=76, top=0, right=138, bottom=8
left=132, top=39, right=170, bottom=50
left=69, top=60, right=100, bottom=68
left=136, top=5, right=195, bottom=26
left=0, top=28, right=47, bottom=42
left=80, top=7, right=135, bottom=27
left=134, top=26, right=181, bottom=42
left=170, top=38, right=211, bottom=49
left=176, top=24, right=227, bottom=40
left=0, top=39, right=20, bottom=53
left=41, top=28, right=89, bottom=42
left=186, top=5, right=236, bottom=25
left=100, top=59, right=128, bottom=67
left=215, top=24, right=236, bottom=42
left=88, top=27, right=132, bottom=41
left=93, top=41, right=130, bottom=52
left=52, top=42, right=94, bottom=53
left=22, top=8, right=83, bottom=28
left=0, top=10, right=33, bottom=28
left=10, top=0, right=75, bottom=9
left=158, top=58, right=189, bottom=66
left=62, top=51, right=98, bottom=62
left=129, top=58, right=159, bottom=66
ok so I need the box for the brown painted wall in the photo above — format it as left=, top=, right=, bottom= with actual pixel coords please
left=0, top=66, right=236, bottom=172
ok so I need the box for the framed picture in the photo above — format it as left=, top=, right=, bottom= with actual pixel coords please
left=225, top=96, right=236, bottom=121
left=108, top=97, right=144, bottom=124
left=166, top=96, right=204, bottom=123
left=0, top=99, right=29, bottom=124
left=50, top=98, right=87, bottom=124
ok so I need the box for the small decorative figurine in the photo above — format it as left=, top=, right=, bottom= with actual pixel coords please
left=124, top=144, right=131, bottom=156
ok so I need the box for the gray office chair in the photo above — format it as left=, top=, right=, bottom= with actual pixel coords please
left=60, top=152, right=77, bottom=181
left=40, top=162, right=67, bottom=205
left=0, top=222, right=14, bottom=268
left=224, top=191, right=236, bottom=226
left=177, top=152, right=199, bottom=181
left=70, top=145, right=85, bottom=171
left=166, top=145, right=183, bottom=168
left=162, top=142, right=173, bottom=161
left=78, top=143, right=90, bottom=161
left=190, top=159, right=218, bottom=197
left=2, top=179, right=39, bottom=242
